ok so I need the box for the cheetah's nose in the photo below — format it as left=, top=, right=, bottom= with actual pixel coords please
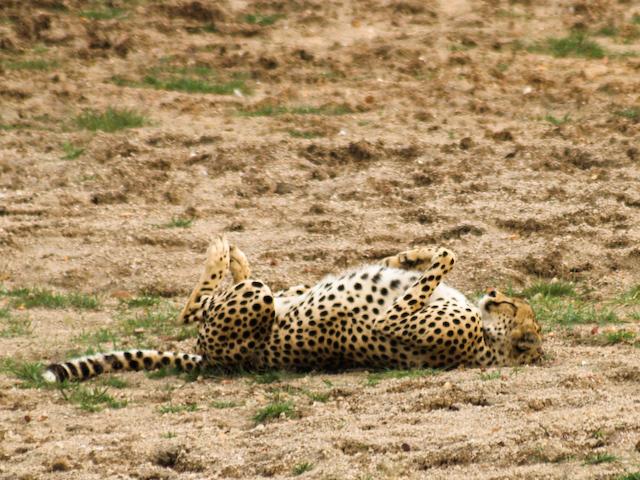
left=486, top=288, right=497, bottom=298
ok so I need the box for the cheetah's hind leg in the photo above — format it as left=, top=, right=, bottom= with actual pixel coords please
left=178, top=235, right=230, bottom=324
left=381, top=246, right=439, bottom=271
left=379, top=247, right=457, bottom=326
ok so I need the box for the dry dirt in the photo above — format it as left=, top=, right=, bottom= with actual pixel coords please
left=1, top=0, right=640, bottom=478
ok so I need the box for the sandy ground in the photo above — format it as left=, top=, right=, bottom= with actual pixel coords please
left=1, top=0, right=640, bottom=478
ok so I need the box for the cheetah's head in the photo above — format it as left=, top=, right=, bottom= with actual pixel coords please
left=478, top=289, right=543, bottom=365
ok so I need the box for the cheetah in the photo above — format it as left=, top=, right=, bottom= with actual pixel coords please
left=43, top=236, right=543, bottom=382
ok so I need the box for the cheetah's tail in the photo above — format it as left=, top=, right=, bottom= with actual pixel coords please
left=42, top=349, right=204, bottom=383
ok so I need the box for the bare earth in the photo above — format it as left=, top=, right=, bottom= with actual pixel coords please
left=1, top=0, right=640, bottom=478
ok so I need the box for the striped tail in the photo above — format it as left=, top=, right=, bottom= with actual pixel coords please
left=43, top=349, right=204, bottom=383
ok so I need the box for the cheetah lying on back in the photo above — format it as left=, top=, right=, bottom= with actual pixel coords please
left=44, top=237, right=543, bottom=382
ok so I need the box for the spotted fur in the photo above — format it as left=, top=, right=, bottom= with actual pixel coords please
left=44, top=238, right=542, bottom=382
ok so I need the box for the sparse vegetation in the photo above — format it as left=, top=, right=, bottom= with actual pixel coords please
left=211, top=400, right=240, bottom=409
left=158, top=403, right=199, bottom=414
left=0, top=359, right=48, bottom=389
left=584, top=453, right=617, bottom=465
left=544, top=114, right=571, bottom=126
left=61, top=142, right=85, bottom=160
left=74, top=108, right=147, bottom=132
left=521, top=280, right=576, bottom=298
left=599, top=330, right=636, bottom=345
left=239, top=105, right=354, bottom=117
left=366, top=368, right=438, bottom=387
left=292, top=462, right=314, bottom=475
left=164, top=217, right=193, bottom=228
left=532, top=32, right=606, bottom=59
left=62, top=385, right=127, bottom=412
left=288, top=129, right=325, bottom=139
left=124, top=295, right=162, bottom=308
left=479, top=370, right=502, bottom=381
left=1, top=59, right=58, bottom=71
left=79, top=6, right=127, bottom=20
left=0, top=312, right=32, bottom=338
left=615, top=107, right=640, bottom=121
left=244, top=13, right=283, bottom=26
left=253, top=400, right=296, bottom=423
left=0, top=287, right=100, bottom=310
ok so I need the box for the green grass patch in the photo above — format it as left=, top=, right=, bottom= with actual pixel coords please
left=544, top=114, right=571, bottom=126
left=618, top=473, right=640, bottom=480
left=366, top=368, right=438, bottom=387
left=79, top=7, right=127, bottom=20
left=532, top=32, right=606, bottom=59
left=244, top=13, right=283, bottom=26
left=1, top=59, right=58, bottom=71
left=74, top=108, right=147, bottom=132
left=163, top=217, right=193, bottom=228
left=615, top=284, right=640, bottom=305
left=304, top=390, right=330, bottom=403
left=599, top=330, right=636, bottom=345
left=119, top=308, right=176, bottom=337
left=100, top=377, right=129, bottom=389
left=615, top=107, right=640, bottom=120
left=1, top=287, right=100, bottom=310
left=124, top=295, right=162, bottom=308
left=141, top=75, right=248, bottom=95
left=253, top=400, right=296, bottom=424
left=61, top=142, right=85, bottom=160
left=584, top=453, right=617, bottom=465
left=479, top=370, right=502, bottom=381
left=158, top=403, right=199, bottom=414
left=532, top=297, right=620, bottom=326
left=0, top=359, right=48, bottom=389
left=521, top=280, right=576, bottom=299
left=211, top=400, right=240, bottom=409
left=0, top=314, right=32, bottom=338
left=288, top=129, right=325, bottom=139
left=239, top=105, right=354, bottom=117
left=60, top=384, right=127, bottom=412
left=73, top=328, right=120, bottom=349
left=292, top=462, right=314, bottom=475
left=596, top=25, right=618, bottom=37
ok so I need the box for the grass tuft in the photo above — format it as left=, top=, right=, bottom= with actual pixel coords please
left=239, top=105, right=353, bottom=117
left=544, top=114, right=571, bottom=126
left=288, top=129, right=325, bottom=139
left=584, top=453, right=617, bottom=465
left=0, top=313, right=32, bottom=338
left=1, top=59, right=58, bottom=71
left=211, top=400, right=240, bottom=409
left=64, top=385, right=127, bottom=412
left=74, top=108, right=147, bottom=132
left=615, top=107, right=640, bottom=121
left=521, top=280, right=576, bottom=299
left=479, top=370, right=502, bottom=381
left=124, top=295, right=162, bottom=308
left=244, top=13, right=283, bottom=26
left=158, top=403, right=199, bottom=414
left=61, top=142, right=85, bottom=160
left=79, top=7, right=127, bottom=20
left=253, top=401, right=296, bottom=423
left=1, top=287, right=100, bottom=310
left=164, top=217, right=193, bottom=229
left=292, top=462, right=314, bottom=475
left=366, top=368, right=438, bottom=387
left=534, top=32, right=606, bottom=59
left=0, top=359, right=48, bottom=389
